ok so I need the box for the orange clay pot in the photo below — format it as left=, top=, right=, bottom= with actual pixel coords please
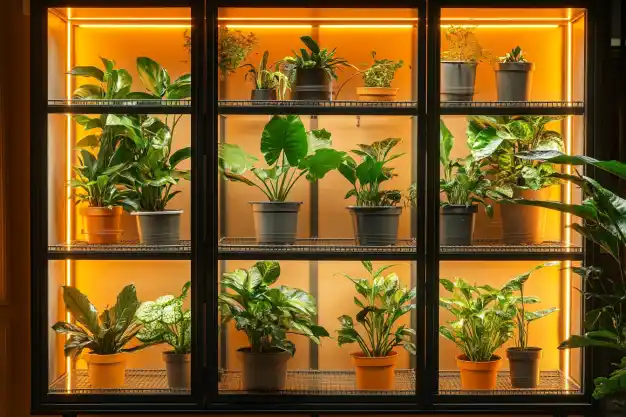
left=80, top=206, right=123, bottom=244
left=456, top=354, right=502, bottom=390
left=85, top=352, right=126, bottom=389
left=351, top=351, right=398, bottom=390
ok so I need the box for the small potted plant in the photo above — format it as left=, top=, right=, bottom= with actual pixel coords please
left=440, top=26, right=491, bottom=102
left=467, top=116, right=564, bottom=244
left=496, top=46, right=534, bottom=102
left=439, top=278, right=516, bottom=390
left=337, top=261, right=416, bottom=390
left=52, top=284, right=146, bottom=389
left=356, top=51, right=404, bottom=101
left=219, top=261, right=329, bottom=391
left=218, top=115, right=345, bottom=244
left=283, top=36, right=353, bottom=100
left=217, top=27, right=257, bottom=80
left=339, top=138, right=404, bottom=246
left=136, top=282, right=192, bottom=390
left=242, top=51, right=290, bottom=100
left=438, top=119, right=493, bottom=245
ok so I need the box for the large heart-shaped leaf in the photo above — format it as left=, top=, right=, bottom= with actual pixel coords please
left=136, top=57, right=170, bottom=97
left=260, top=115, right=307, bottom=166
left=62, top=286, right=100, bottom=335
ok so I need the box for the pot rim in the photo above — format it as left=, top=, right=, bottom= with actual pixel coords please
left=441, top=60, right=478, bottom=66
left=85, top=351, right=126, bottom=364
left=356, top=86, right=399, bottom=92
left=441, top=204, right=478, bottom=213
left=249, top=201, right=303, bottom=205
left=351, top=350, right=398, bottom=367
left=497, top=62, right=535, bottom=70
left=507, top=346, right=542, bottom=352
left=347, top=205, right=402, bottom=211
left=456, top=354, right=502, bottom=364
left=237, top=347, right=292, bottom=357
left=80, top=205, right=124, bottom=214
left=351, top=350, right=398, bottom=359
left=131, top=210, right=184, bottom=216
left=163, top=350, right=192, bottom=356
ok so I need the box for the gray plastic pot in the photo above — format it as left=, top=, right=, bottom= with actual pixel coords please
left=292, top=68, right=332, bottom=100
left=496, top=62, right=535, bottom=101
left=238, top=348, right=291, bottom=391
left=500, top=187, right=551, bottom=244
left=507, top=347, right=542, bottom=389
left=440, top=205, right=477, bottom=246
left=348, top=206, right=402, bottom=246
left=163, top=351, right=191, bottom=390
left=250, top=202, right=302, bottom=245
left=441, top=61, right=477, bottom=102
left=251, top=89, right=277, bottom=101
left=132, top=210, right=182, bottom=245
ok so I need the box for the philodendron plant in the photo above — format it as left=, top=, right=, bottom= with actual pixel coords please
left=136, top=282, right=191, bottom=354
left=219, top=261, right=329, bottom=355
left=362, top=51, right=404, bottom=88
left=337, top=261, right=416, bottom=357
left=218, top=115, right=345, bottom=202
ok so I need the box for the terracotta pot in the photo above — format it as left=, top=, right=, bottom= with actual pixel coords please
left=500, top=187, right=552, bottom=244
left=163, top=351, right=191, bottom=390
left=351, top=351, right=398, bottom=390
left=80, top=206, right=123, bottom=244
left=356, top=87, right=399, bottom=102
left=85, top=352, right=126, bottom=389
left=237, top=347, right=291, bottom=391
left=507, top=347, right=542, bottom=388
left=456, top=354, right=502, bottom=390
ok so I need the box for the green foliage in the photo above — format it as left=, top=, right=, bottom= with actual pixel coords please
left=439, top=278, right=516, bottom=362
left=499, top=46, right=528, bottom=63
left=336, top=262, right=416, bottom=357
left=52, top=284, right=146, bottom=358
left=441, top=26, right=491, bottom=63
left=242, top=51, right=291, bottom=99
left=219, top=261, right=329, bottom=355
left=134, top=57, right=191, bottom=100
left=467, top=116, right=565, bottom=197
left=218, top=27, right=257, bottom=79
left=283, top=36, right=354, bottom=83
left=135, top=282, right=192, bottom=354
left=69, top=57, right=133, bottom=100
left=361, top=51, right=404, bottom=88
left=439, top=119, right=493, bottom=216
left=339, top=138, right=404, bottom=207
left=218, top=115, right=345, bottom=202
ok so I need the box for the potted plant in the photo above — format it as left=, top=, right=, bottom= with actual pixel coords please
left=242, top=51, right=290, bottom=100
left=496, top=46, right=534, bottom=102
left=336, top=261, right=416, bottom=390
left=440, top=26, right=491, bottom=102
left=136, top=282, right=192, bottom=390
left=283, top=36, right=353, bottom=100
left=500, top=263, right=558, bottom=388
left=51, top=284, right=145, bottom=389
left=467, top=116, right=564, bottom=244
left=438, top=119, right=493, bottom=245
left=218, top=115, right=345, bottom=244
left=218, top=27, right=257, bottom=80
left=219, top=261, right=329, bottom=391
left=338, top=138, right=404, bottom=246
left=356, top=51, right=404, bottom=101
left=439, top=278, right=516, bottom=390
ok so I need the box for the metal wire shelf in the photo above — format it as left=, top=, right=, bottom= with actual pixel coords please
left=219, top=369, right=415, bottom=395
left=218, top=100, right=418, bottom=115
left=439, top=370, right=581, bottom=396
left=440, top=240, right=583, bottom=261
left=49, top=369, right=189, bottom=395
left=440, top=101, right=585, bottom=115
left=48, top=240, right=191, bottom=260
left=47, top=99, right=192, bottom=114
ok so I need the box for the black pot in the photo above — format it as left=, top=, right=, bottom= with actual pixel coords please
left=440, top=205, right=477, bottom=246
left=292, top=68, right=332, bottom=100
left=251, top=89, right=277, bottom=101
left=348, top=206, right=402, bottom=246
left=507, top=347, right=542, bottom=388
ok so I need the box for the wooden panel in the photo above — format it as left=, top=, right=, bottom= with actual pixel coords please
left=0, top=319, right=8, bottom=417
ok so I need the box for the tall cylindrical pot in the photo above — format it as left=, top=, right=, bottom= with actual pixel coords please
left=80, top=206, right=124, bottom=244
left=292, top=68, right=332, bottom=100
left=456, top=354, right=502, bottom=390
left=500, top=187, right=551, bottom=245
left=237, top=348, right=291, bottom=391
left=347, top=206, right=402, bottom=246
left=251, top=89, right=277, bottom=101
left=441, top=61, right=477, bottom=102
left=507, top=347, right=541, bottom=389
left=351, top=351, right=398, bottom=390
left=495, top=62, right=535, bottom=101
left=163, top=351, right=191, bottom=390
left=85, top=352, right=126, bottom=389
left=250, top=201, right=302, bottom=245
left=440, top=205, right=477, bottom=246
left=131, top=210, right=182, bottom=245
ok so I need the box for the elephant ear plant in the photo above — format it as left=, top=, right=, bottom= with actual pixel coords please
left=339, top=138, right=404, bottom=246
left=219, top=261, right=329, bottom=391
left=218, top=115, right=345, bottom=244
left=243, top=50, right=290, bottom=100
left=337, top=261, right=416, bottom=390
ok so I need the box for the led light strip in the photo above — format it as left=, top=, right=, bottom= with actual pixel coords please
left=441, top=24, right=559, bottom=28
left=65, top=7, right=73, bottom=390
left=76, top=24, right=191, bottom=28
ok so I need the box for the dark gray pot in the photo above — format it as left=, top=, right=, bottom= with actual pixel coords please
left=293, top=68, right=332, bottom=100
left=163, top=352, right=191, bottom=390
left=496, top=62, right=535, bottom=101
left=507, top=347, right=542, bottom=388
left=251, top=89, right=277, bottom=101
left=348, top=206, right=402, bottom=246
left=238, top=348, right=291, bottom=391
left=441, top=61, right=477, bottom=102
left=132, top=210, right=182, bottom=245
left=440, top=205, right=477, bottom=246
left=250, top=201, right=302, bottom=245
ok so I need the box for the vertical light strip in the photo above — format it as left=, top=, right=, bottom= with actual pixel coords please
left=65, top=7, right=73, bottom=389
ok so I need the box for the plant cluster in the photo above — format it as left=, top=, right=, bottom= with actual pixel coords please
left=218, top=27, right=257, bottom=79
left=362, top=51, right=404, bottom=88
left=339, top=138, right=404, bottom=207
left=499, top=46, right=528, bottom=63
left=242, top=51, right=290, bottom=99
left=283, top=36, right=353, bottom=84
left=441, top=26, right=492, bottom=63
left=337, top=262, right=416, bottom=357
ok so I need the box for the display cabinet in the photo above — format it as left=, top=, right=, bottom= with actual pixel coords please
left=30, top=0, right=612, bottom=415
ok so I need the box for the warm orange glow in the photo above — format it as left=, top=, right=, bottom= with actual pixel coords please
left=225, top=24, right=312, bottom=29
left=69, top=17, right=192, bottom=21
left=220, top=17, right=417, bottom=21
left=319, top=24, right=413, bottom=28
left=440, top=24, right=559, bottom=29
left=77, top=24, right=191, bottom=28
left=441, top=17, right=569, bottom=22
left=65, top=7, right=73, bottom=384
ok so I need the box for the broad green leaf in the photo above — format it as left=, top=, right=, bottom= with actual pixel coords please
left=76, top=135, right=100, bottom=148
left=439, top=119, right=454, bottom=166
left=72, top=84, right=105, bottom=99
left=300, top=36, right=320, bottom=54
left=136, top=57, right=170, bottom=97
left=69, top=66, right=104, bottom=81
left=170, top=147, right=191, bottom=168
left=260, top=115, right=308, bottom=166
left=300, top=148, right=346, bottom=181
left=218, top=144, right=257, bottom=174
left=62, top=286, right=100, bottom=335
